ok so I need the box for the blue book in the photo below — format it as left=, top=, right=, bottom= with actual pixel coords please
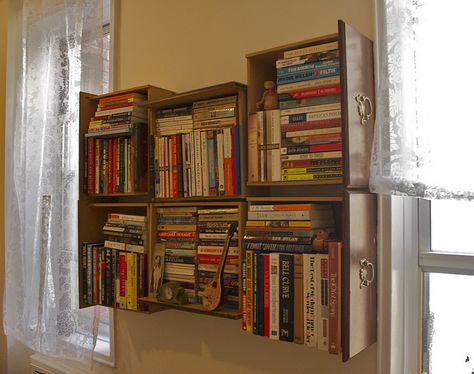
left=277, top=59, right=339, bottom=76
left=277, top=66, right=340, bottom=85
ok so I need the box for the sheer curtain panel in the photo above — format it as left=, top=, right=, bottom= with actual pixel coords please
left=370, top=0, right=474, bottom=200
left=4, top=0, right=104, bottom=361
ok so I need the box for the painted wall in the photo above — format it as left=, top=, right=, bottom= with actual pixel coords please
left=4, top=0, right=378, bottom=373
left=0, top=0, right=8, bottom=372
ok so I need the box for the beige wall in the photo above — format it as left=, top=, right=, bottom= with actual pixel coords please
left=108, top=1, right=377, bottom=374
left=0, top=0, right=8, bottom=372
left=3, top=0, right=378, bottom=373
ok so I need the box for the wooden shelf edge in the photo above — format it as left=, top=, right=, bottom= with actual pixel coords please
left=145, top=81, right=247, bottom=108
left=247, top=179, right=343, bottom=186
left=88, top=202, right=149, bottom=207
left=152, top=196, right=246, bottom=203
left=79, top=303, right=165, bottom=314
left=139, top=296, right=241, bottom=320
left=87, top=192, right=150, bottom=197
left=247, top=196, right=344, bottom=202
left=89, top=85, right=175, bottom=100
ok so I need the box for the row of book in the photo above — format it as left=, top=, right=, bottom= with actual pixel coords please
left=248, top=41, right=343, bottom=183
left=241, top=245, right=341, bottom=354
left=88, top=92, right=147, bottom=135
left=84, top=124, right=148, bottom=194
left=153, top=206, right=240, bottom=309
left=241, top=203, right=340, bottom=351
left=81, top=243, right=147, bottom=311
left=81, top=213, right=148, bottom=311
left=154, top=96, right=241, bottom=198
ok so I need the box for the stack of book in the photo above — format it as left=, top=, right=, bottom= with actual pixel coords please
left=81, top=213, right=148, bottom=311
left=154, top=95, right=241, bottom=198
left=84, top=92, right=149, bottom=194
left=197, top=207, right=240, bottom=309
left=241, top=204, right=341, bottom=353
left=88, top=92, right=147, bottom=135
left=156, top=207, right=198, bottom=302
left=277, top=41, right=343, bottom=182
left=155, top=106, right=193, bottom=136
left=248, top=42, right=343, bottom=183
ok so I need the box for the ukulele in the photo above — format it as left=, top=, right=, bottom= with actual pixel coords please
left=202, top=222, right=238, bottom=311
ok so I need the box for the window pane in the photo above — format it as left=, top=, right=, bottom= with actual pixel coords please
left=422, top=273, right=474, bottom=374
left=431, top=199, right=474, bottom=254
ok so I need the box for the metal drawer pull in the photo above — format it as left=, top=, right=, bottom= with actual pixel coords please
left=355, top=94, right=373, bottom=126
left=359, top=258, right=375, bottom=289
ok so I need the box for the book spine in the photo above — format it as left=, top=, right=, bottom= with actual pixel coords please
left=263, top=254, right=270, bottom=337
left=281, top=109, right=341, bottom=125
left=246, top=250, right=253, bottom=334
left=189, top=132, right=196, bottom=197
left=328, top=241, right=342, bottom=354
left=194, top=130, right=203, bottom=196
left=200, top=131, right=209, bottom=196
left=303, top=254, right=317, bottom=347
left=279, top=253, right=293, bottom=342
left=277, top=76, right=340, bottom=94
left=269, top=252, right=279, bottom=340
left=108, top=140, right=114, bottom=193
left=247, top=114, right=258, bottom=182
left=277, top=85, right=342, bottom=100
left=223, top=127, right=233, bottom=195
left=207, top=130, right=217, bottom=196
left=276, top=65, right=340, bottom=85
left=87, top=138, right=95, bottom=193
left=81, top=243, right=87, bottom=303
left=281, top=142, right=342, bottom=155
left=280, top=102, right=341, bottom=117
left=233, top=124, right=241, bottom=195
left=277, top=59, right=339, bottom=76
left=247, top=210, right=311, bottom=220
left=171, top=135, right=178, bottom=198
left=317, top=253, right=329, bottom=351
left=257, top=111, right=266, bottom=181
left=293, top=254, right=304, bottom=344
left=280, top=151, right=342, bottom=162
left=192, top=95, right=237, bottom=109
left=267, top=109, right=281, bottom=182
left=95, top=139, right=100, bottom=193
left=280, top=121, right=341, bottom=134
left=257, top=253, right=265, bottom=336
left=131, top=253, right=137, bottom=311
left=126, top=252, right=133, bottom=310
left=182, top=133, right=188, bottom=197
left=242, top=252, right=247, bottom=332
left=283, top=41, right=338, bottom=59
left=252, top=252, right=259, bottom=335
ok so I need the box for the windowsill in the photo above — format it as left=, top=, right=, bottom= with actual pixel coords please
left=29, top=353, right=92, bottom=374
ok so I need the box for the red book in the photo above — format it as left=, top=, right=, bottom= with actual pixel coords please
left=87, top=138, right=95, bottom=193
left=328, top=241, right=342, bottom=354
left=231, top=125, right=237, bottom=194
left=223, top=128, right=233, bottom=196
left=197, top=254, right=239, bottom=265
left=171, top=135, right=178, bottom=198
left=157, top=231, right=196, bottom=239
left=281, top=119, right=341, bottom=133
left=263, top=254, right=270, bottom=337
left=286, top=85, right=341, bottom=99
left=92, top=248, right=98, bottom=304
left=99, top=92, right=135, bottom=105
left=307, top=142, right=342, bottom=153
left=119, top=253, right=127, bottom=308
left=97, top=102, right=134, bottom=111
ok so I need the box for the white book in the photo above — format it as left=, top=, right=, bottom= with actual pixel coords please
left=316, top=253, right=329, bottom=351
left=303, top=253, right=318, bottom=347
left=217, top=129, right=225, bottom=196
left=269, top=252, right=280, bottom=340
left=247, top=114, right=258, bottom=182
left=257, top=111, right=266, bottom=181
left=277, top=76, right=340, bottom=94
left=189, top=131, right=196, bottom=197
left=193, top=130, right=202, bottom=197
left=266, top=109, right=281, bottom=181
left=280, top=109, right=341, bottom=125
left=200, top=130, right=209, bottom=196
left=283, top=41, right=339, bottom=59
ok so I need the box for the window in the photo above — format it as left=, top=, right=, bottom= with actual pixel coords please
left=420, top=200, right=474, bottom=374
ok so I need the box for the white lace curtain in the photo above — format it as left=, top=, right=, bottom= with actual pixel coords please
left=4, top=0, right=104, bottom=360
left=370, top=0, right=474, bottom=200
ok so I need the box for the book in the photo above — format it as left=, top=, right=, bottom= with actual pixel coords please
left=282, top=41, right=339, bottom=59
left=277, top=76, right=340, bottom=94
left=303, top=253, right=317, bottom=347
left=328, top=241, right=342, bottom=354
left=279, top=253, right=293, bottom=342
left=293, top=254, right=304, bottom=344
left=246, top=251, right=254, bottom=334
left=269, top=252, right=280, bottom=340
left=317, top=253, right=329, bottom=351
